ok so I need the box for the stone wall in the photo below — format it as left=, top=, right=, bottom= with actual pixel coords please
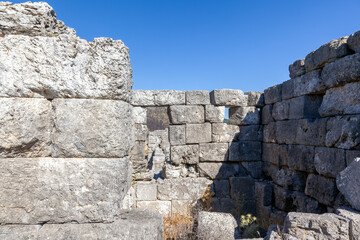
left=130, top=89, right=264, bottom=217
left=0, top=2, right=162, bottom=239
left=257, top=30, right=360, bottom=228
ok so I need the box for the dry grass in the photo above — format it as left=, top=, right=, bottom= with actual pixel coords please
left=163, top=213, right=194, bottom=240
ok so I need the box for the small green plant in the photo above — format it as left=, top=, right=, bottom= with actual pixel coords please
left=199, top=186, right=215, bottom=211
left=240, top=214, right=261, bottom=238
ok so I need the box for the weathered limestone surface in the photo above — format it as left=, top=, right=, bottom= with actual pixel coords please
left=211, top=123, right=239, bottom=142
left=245, top=91, right=264, bottom=107
left=169, top=105, right=204, bottom=124
left=136, top=201, right=171, bottom=216
left=186, top=90, right=210, bottom=105
left=336, top=207, right=360, bottom=240
left=0, top=98, right=52, bottom=158
left=136, top=182, right=157, bottom=201
left=264, top=84, right=282, bottom=104
left=157, top=178, right=211, bottom=200
left=314, top=147, right=346, bottom=178
left=337, top=158, right=360, bottom=211
left=326, top=115, right=360, bottom=149
left=169, top=125, right=185, bottom=145
left=205, top=105, right=225, bottom=122
left=170, top=145, right=199, bottom=165
left=52, top=99, right=134, bottom=158
left=229, top=106, right=260, bottom=125
left=0, top=210, right=163, bottom=240
left=348, top=30, right=360, bottom=52
left=289, top=59, right=305, bottom=78
left=131, top=90, right=185, bottom=106
left=133, top=107, right=147, bottom=124
left=199, top=143, right=228, bottom=161
left=185, top=123, right=212, bottom=143
left=305, top=174, right=337, bottom=206
left=210, top=89, right=248, bottom=106
left=0, top=157, right=132, bottom=224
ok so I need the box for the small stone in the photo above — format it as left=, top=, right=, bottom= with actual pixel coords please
left=205, top=105, right=225, bottom=123
left=245, top=91, right=264, bottom=107
left=185, top=123, right=212, bottom=143
left=229, top=106, right=260, bottom=125
left=289, top=59, right=306, bottom=78
left=210, top=89, right=248, bottom=106
left=186, top=90, right=210, bottom=105
left=169, top=105, right=205, bottom=124
left=169, top=125, right=186, bottom=146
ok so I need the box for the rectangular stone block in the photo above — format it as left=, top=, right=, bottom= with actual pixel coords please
left=274, top=185, right=294, bottom=212
left=305, top=36, right=350, bottom=71
left=210, top=89, right=248, bottom=107
left=263, top=122, right=276, bottom=143
left=130, top=141, right=147, bottom=174
left=169, top=105, right=205, bottom=124
left=0, top=157, right=131, bottom=224
left=289, top=59, right=306, bottom=79
left=241, top=161, right=263, bottom=179
left=315, top=147, right=346, bottom=178
left=186, top=123, right=212, bottom=143
left=276, top=120, right=298, bottom=144
left=262, top=161, right=278, bottom=181
left=52, top=99, right=134, bottom=158
left=198, top=162, right=246, bottom=179
left=229, top=177, right=255, bottom=200
left=293, top=70, right=325, bottom=97
left=288, top=95, right=322, bottom=120
left=186, top=90, right=210, bottom=105
left=264, top=84, right=282, bottom=104
left=272, top=100, right=290, bottom=121
left=320, top=82, right=360, bottom=117
left=262, top=104, right=274, bottom=124
left=154, top=90, right=185, bottom=105
left=245, top=91, right=264, bottom=107
left=136, top=201, right=171, bottom=216
left=146, top=106, right=170, bottom=131
left=238, top=125, right=263, bottom=141
left=0, top=98, right=52, bottom=158
left=133, top=107, right=147, bottom=124
left=228, top=141, right=261, bottom=161
left=131, top=90, right=156, bottom=106
left=214, top=180, right=230, bottom=198
left=135, top=182, right=157, bottom=201
left=199, top=143, right=228, bottom=161
left=211, top=123, right=240, bottom=143
left=288, top=144, right=315, bottom=172
left=262, top=143, right=279, bottom=165
left=291, top=191, right=324, bottom=213
left=295, top=118, right=327, bottom=146
left=326, top=115, right=360, bottom=150
left=305, top=174, right=338, bottom=206
left=135, top=124, right=148, bottom=141
left=205, top=105, right=225, bottom=123
left=169, top=125, right=185, bottom=145
left=274, top=168, right=307, bottom=192
left=170, top=145, right=199, bottom=165
left=157, top=178, right=212, bottom=201
left=229, top=107, right=260, bottom=125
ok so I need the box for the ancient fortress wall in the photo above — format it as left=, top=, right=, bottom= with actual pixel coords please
left=1, top=1, right=360, bottom=239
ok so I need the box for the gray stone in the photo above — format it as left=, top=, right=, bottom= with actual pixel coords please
left=229, top=176, right=255, bottom=200
left=157, top=178, right=211, bottom=200
left=186, top=90, right=210, bottom=105
left=288, top=95, right=322, bottom=120
left=162, top=163, right=188, bottom=179
left=294, top=70, right=325, bottom=97
left=289, top=59, right=306, bottom=78
left=52, top=99, right=134, bottom=158
left=326, top=115, right=360, bottom=150
left=0, top=98, right=52, bottom=158
left=171, top=200, right=193, bottom=215
left=262, top=162, right=279, bottom=181
left=131, top=90, right=156, bottom=106
left=305, top=36, right=350, bottom=71
left=274, top=185, right=294, bottom=211
left=0, top=210, right=163, bottom=240
left=205, top=105, right=225, bottom=123
left=305, top=174, right=338, bottom=206
left=346, top=150, right=360, bottom=165
left=0, top=35, right=132, bottom=101
left=228, top=141, right=262, bottom=161
left=287, top=145, right=315, bottom=172
left=320, top=82, right=360, bottom=116
left=241, top=161, right=263, bottom=179
left=196, top=211, right=237, bottom=240
left=147, top=106, right=170, bottom=131
left=322, top=53, right=360, bottom=88
left=185, top=123, right=212, bottom=143
left=170, top=145, right=199, bottom=165
left=199, top=142, right=228, bottom=161
left=336, top=206, right=360, bottom=240
left=169, top=125, right=185, bottom=145
left=262, top=105, right=274, bottom=124
left=130, top=140, right=147, bottom=174
left=337, top=158, right=360, bottom=211
left=198, top=162, right=246, bottom=179
left=211, top=123, right=240, bottom=142
left=134, top=124, right=148, bottom=141
left=314, top=147, right=346, bottom=178
left=136, top=201, right=171, bottom=216
left=154, top=90, right=185, bottom=105
left=169, top=105, right=204, bottom=124
left=133, top=107, right=147, bottom=124
left=210, top=89, right=248, bottom=106
left=264, top=84, right=282, bottom=104
left=255, top=181, right=273, bottom=207
left=238, top=125, right=263, bottom=141
left=229, top=106, right=260, bottom=125
left=0, top=157, right=131, bottom=224
left=275, top=120, right=298, bottom=144
left=348, top=30, right=360, bottom=53
left=272, top=101, right=290, bottom=121
left=214, top=180, right=230, bottom=198
left=295, top=118, right=327, bottom=146
left=245, top=91, right=264, bottom=107
left=291, top=191, right=324, bottom=213
left=135, top=182, right=157, bottom=201
left=262, top=143, right=279, bottom=165
left=274, top=168, right=307, bottom=191
left=263, top=122, right=276, bottom=143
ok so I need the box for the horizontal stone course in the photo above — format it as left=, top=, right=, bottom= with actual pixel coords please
left=264, top=84, right=282, bottom=104
left=289, top=59, right=306, bottom=78
left=199, top=142, right=228, bottom=162
left=210, top=89, right=247, bottom=106
left=186, top=90, right=210, bottom=105
left=169, top=105, right=204, bottom=124
left=314, top=147, right=346, bottom=178
left=131, top=90, right=185, bottom=106
left=185, top=123, right=212, bottom=143
left=229, top=106, right=260, bottom=125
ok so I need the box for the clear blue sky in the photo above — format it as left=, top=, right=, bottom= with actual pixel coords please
left=11, top=0, right=360, bottom=92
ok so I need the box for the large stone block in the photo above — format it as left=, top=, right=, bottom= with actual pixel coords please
left=170, top=145, right=199, bottom=165
left=305, top=174, right=338, bottom=206
left=210, top=89, right=248, bottom=106
left=348, top=30, right=360, bottom=53
left=169, top=105, right=204, bottom=124
left=288, top=95, right=322, bottom=120
left=314, top=147, right=346, bottom=178
left=154, top=90, right=185, bottom=105
left=0, top=157, right=131, bottom=224
left=157, top=178, right=212, bottom=201
left=147, top=106, right=170, bottom=131
left=229, top=106, right=260, bottom=125
left=261, top=104, right=274, bottom=124
left=275, top=120, right=298, bottom=144
left=186, top=90, right=210, bottom=105
left=274, top=168, right=307, bottom=192
left=199, top=143, right=228, bottom=161
left=326, top=115, right=360, bottom=150
left=185, top=123, right=212, bottom=143
left=205, top=105, right=225, bottom=123
left=289, top=59, right=306, bottom=78
left=255, top=181, right=273, bottom=207
left=322, top=53, right=360, bottom=88
left=272, top=100, right=290, bottom=121
left=263, top=122, right=276, bottom=143
left=262, top=143, right=279, bottom=165
left=0, top=210, right=163, bottom=240
left=135, top=182, right=157, bottom=201
left=295, top=118, right=327, bottom=146
left=229, top=176, right=255, bottom=200
left=305, top=36, right=350, bottom=71
left=136, top=201, right=171, bottom=216
left=211, top=123, right=239, bottom=143
left=241, top=161, right=263, bottom=179
left=169, top=125, right=185, bottom=146
left=134, top=124, right=148, bottom=141
left=291, top=191, right=324, bottom=213
left=238, top=125, right=263, bottom=141
left=133, top=107, right=147, bottom=124
left=264, top=84, right=282, bottom=104
left=52, top=99, right=134, bottom=158
left=287, top=145, right=315, bottom=172
left=274, top=185, right=294, bottom=212
left=131, top=90, right=156, bottom=106
left=336, top=207, right=360, bottom=240
left=0, top=98, right=52, bottom=158
left=262, top=161, right=279, bottom=181
left=0, top=35, right=132, bottom=101
left=245, top=91, right=264, bottom=107
left=228, top=141, right=261, bottom=161
left=320, top=82, right=360, bottom=117
left=337, top=158, right=360, bottom=211
left=214, top=180, right=230, bottom=198
left=198, top=162, right=246, bottom=179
